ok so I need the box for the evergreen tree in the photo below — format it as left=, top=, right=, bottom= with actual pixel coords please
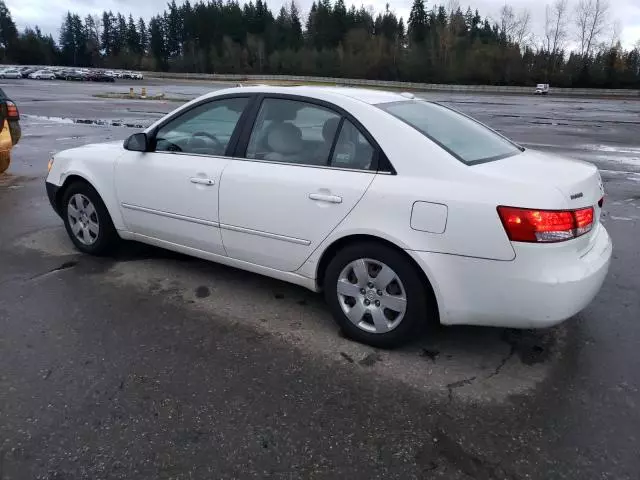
left=138, top=18, right=147, bottom=54
left=407, top=0, right=427, bottom=45
left=290, top=1, right=303, bottom=50
left=0, top=0, right=636, bottom=88
left=0, top=0, right=18, bottom=61
left=127, top=14, right=141, bottom=54
left=148, top=15, right=167, bottom=70
left=101, top=12, right=115, bottom=56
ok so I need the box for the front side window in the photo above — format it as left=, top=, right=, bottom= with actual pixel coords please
left=155, top=97, right=249, bottom=156
left=245, top=98, right=341, bottom=166
left=378, top=100, right=522, bottom=165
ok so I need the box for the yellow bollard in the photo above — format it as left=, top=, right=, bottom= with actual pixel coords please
left=141, top=87, right=147, bottom=99
left=129, top=87, right=134, bottom=98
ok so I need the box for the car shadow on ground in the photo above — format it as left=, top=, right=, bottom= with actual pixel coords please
left=109, top=240, right=557, bottom=367
left=10, top=227, right=564, bottom=401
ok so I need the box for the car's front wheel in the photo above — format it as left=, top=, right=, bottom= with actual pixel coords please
left=324, top=242, right=435, bottom=348
left=61, top=181, right=119, bottom=255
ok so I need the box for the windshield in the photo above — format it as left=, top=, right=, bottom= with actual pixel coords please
left=377, top=100, right=522, bottom=165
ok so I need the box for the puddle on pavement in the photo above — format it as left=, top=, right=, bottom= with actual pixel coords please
left=22, top=114, right=148, bottom=129
left=0, top=174, right=41, bottom=187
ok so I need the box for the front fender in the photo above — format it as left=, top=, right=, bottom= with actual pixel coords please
left=47, top=145, right=126, bottom=231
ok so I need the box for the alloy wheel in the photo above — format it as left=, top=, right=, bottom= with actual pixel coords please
left=67, top=193, right=100, bottom=245
left=336, top=258, right=407, bottom=334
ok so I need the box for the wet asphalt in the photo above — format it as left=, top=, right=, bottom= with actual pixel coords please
left=0, top=79, right=639, bottom=479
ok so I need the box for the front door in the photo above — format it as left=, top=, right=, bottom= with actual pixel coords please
left=219, top=97, right=377, bottom=271
left=115, top=96, right=250, bottom=255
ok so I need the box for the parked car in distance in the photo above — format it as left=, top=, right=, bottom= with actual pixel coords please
left=0, top=69, right=22, bottom=79
left=535, top=83, right=550, bottom=95
left=54, top=69, right=69, bottom=80
left=19, top=67, right=36, bottom=78
left=29, top=69, right=56, bottom=80
left=45, top=86, right=612, bottom=348
left=64, top=70, right=88, bottom=81
left=87, top=71, right=115, bottom=82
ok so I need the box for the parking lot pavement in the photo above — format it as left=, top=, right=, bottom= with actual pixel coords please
left=1, top=80, right=640, bottom=478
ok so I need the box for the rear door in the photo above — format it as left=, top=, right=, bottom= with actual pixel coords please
left=218, top=96, right=378, bottom=272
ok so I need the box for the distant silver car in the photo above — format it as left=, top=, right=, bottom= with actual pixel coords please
left=29, top=70, right=56, bottom=80
left=0, top=69, right=22, bottom=79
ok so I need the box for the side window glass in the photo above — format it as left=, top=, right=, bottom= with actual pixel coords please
left=245, top=98, right=340, bottom=166
left=155, top=97, right=249, bottom=156
left=330, top=119, right=375, bottom=170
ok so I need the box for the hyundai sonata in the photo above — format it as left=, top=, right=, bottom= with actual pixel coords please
left=45, top=86, right=612, bottom=347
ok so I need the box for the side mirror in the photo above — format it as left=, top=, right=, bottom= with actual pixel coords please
left=124, top=132, right=150, bottom=152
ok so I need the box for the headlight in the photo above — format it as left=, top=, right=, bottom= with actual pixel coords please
left=47, top=157, right=54, bottom=172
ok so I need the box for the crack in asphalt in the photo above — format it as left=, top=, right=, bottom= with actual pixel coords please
left=446, top=376, right=477, bottom=403
left=487, top=344, right=516, bottom=379
left=29, top=260, right=78, bottom=281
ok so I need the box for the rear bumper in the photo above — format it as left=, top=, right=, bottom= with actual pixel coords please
left=46, top=181, right=61, bottom=217
left=408, top=224, right=612, bottom=328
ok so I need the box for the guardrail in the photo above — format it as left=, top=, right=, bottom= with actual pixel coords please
left=145, top=72, right=640, bottom=97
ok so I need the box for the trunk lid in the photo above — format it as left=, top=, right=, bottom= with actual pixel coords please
left=475, top=149, right=605, bottom=253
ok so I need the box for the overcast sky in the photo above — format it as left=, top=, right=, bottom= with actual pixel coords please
left=7, top=0, right=640, bottom=50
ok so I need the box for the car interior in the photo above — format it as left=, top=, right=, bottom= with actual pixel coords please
left=246, top=99, right=375, bottom=169
left=154, top=100, right=248, bottom=156
left=153, top=97, right=375, bottom=169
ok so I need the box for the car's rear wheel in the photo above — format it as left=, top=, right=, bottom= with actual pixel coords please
left=324, top=242, right=435, bottom=348
left=61, top=181, right=119, bottom=255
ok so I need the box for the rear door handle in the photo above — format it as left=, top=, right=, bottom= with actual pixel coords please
left=309, top=193, right=342, bottom=204
left=190, top=177, right=215, bottom=186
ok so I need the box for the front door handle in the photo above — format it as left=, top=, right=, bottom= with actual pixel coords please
left=190, top=177, right=215, bottom=186
left=309, top=193, right=342, bottom=204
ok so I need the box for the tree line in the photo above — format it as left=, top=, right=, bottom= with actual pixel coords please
left=0, top=0, right=638, bottom=88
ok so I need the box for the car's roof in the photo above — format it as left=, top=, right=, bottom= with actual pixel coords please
left=212, top=85, right=409, bottom=105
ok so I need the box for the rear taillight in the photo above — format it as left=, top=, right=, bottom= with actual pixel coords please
left=6, top=101, right=18, bottom=119
left=497, top=206, right=594, bottom=243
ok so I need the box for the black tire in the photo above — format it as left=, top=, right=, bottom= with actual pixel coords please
left=8, top=121, right=20, bottom=146
left=61, top=181, right=119, bottom=256
left=324, top=242, right=435, bottom=348
left=0, top=150, right=10, bottom=174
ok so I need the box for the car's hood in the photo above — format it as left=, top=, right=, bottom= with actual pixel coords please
left=70, top=140, right=125, bottom=150
left=474, top=148, right=604, bottom=209
left=55, top=140, right=125, bottom=160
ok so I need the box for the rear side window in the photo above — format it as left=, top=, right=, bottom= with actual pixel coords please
left=330, top=119, right=375, bottom=170
left=245, top=98, right=341, bottom=166
left=378, top=100, right=522, bottom=165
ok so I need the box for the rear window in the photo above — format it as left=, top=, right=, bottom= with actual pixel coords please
left=377, top=100, right=522, bottom=165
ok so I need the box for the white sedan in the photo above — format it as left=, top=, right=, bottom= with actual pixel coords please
left=29, top=70, right=56, bottom=80
left=45, top=86, right=612, bottom=347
